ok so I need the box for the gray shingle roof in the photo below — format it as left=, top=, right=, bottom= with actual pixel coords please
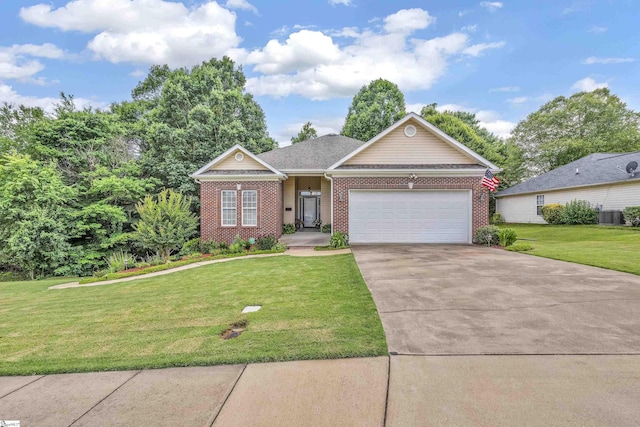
left=256, top=134, right=366, bottom=170
left=497, top=152, right=640, bottom=197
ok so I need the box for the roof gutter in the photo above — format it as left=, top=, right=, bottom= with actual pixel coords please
left=496, top=176, right=640, bottom=198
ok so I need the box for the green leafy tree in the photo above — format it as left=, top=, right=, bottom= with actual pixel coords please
left=133, top=189, right=198, bottom=262
left=0, top=103, right=45, bottom=154
left=135, top=57, right=277, bottom=199
left=291, top=121, right=318, bottom=144
left=0, top=154, right=77, bottom=278
left=342, top=79, right=406, bottom=141
left=511, top=88, right=640, bottom=177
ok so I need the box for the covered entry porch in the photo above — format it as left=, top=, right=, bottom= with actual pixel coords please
left=283, top=175, right=332, bottom=230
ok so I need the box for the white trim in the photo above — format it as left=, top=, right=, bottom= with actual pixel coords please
left=190, top=144, right=285, bottom=178
left=327, top=169, right=487, bottom=178
left=347, top=189, right=473, bottom=244
left=328, top=112, right=501, bottom=171
left=221, top=190, right=237, bottom=227
left=195, top=174, right=286, bottom=181
left=241, top=190, right=258, bottom=226
left=324, top=173, right=334, bottom=234
left=496, top=176, right=640, bottom=198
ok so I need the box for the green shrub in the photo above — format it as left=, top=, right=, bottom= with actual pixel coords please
left=321, top=223, right=332, bottom=233
left=232, top=234, right=251, bottom=250
left=179, top=237, right=201, bottom=256
left=273, top=241, right=288, bottom=252
left=623, top=206, right=640, bottom=226
left=283, top=223, right=296, bottom=234
left=561, top=200, right=597, bottom=225
left=541, top=204, right=565, bottom=224
left=105, top=250, right=136, bottom=273
left=329, top=232, right=349, bottom=248
left=490, top=213, right=505, bottom=225
left=0, top=271, right=27, bottom=282
left=505, top=242, right=533, bottom=252
left=498, top=228, right=517, bottom=247
left=228, top=243, right=244, bottom=254
left=256, top=235, right=277, bottom=250
left=474, top=225, right=500, bottom=246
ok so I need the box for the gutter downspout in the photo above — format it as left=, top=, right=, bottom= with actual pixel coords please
left=324, top=172, right=334, bottom=234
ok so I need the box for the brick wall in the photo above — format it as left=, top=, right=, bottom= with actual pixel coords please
left=200, top=180, right=283, bottom=244
left=332, top=176, right=489, bottom=240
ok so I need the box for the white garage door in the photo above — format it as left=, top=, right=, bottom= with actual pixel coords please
left=349, top=190, right=471, bottom=244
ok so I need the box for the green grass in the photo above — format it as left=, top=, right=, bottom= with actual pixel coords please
left=506, top=224, right=640, bottom=275
left=0, top=255, right=387, bottom=376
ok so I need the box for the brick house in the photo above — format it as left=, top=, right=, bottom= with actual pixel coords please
left=190, top=113, right=500, bottom=244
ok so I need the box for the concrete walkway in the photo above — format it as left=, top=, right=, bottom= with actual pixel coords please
left=49, top=248, right=351, bottom=290
left=2, top=355, right=640, bottom=426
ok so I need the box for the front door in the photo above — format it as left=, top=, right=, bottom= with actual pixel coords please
left=302, top=197, right=317, bottom=227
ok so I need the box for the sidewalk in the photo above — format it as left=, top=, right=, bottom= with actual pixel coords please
left=2, top=355, right=640, bottom=426
left=49, top=248, right=352, bottom=290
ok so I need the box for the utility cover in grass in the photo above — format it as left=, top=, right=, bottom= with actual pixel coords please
left=242, top=305, right=261, bottom=313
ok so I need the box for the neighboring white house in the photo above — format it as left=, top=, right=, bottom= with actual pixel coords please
left=496, top=152, right=640, bottom=223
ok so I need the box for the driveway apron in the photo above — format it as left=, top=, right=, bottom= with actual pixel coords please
left=352, top=245, right=640, bottom=355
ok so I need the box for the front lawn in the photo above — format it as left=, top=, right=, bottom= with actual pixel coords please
left=0, top=255, right=387, bottom=376
left=506, top=224, right=640, bottom=275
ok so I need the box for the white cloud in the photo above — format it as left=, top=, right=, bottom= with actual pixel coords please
left=507, top=96, right=528, bottom=104
left=20, top=0, right=242, bottom=67
left=129, top=69, right=146, bottom=77
left=0, top=83, right=107, bottom=113
left=583, top=56, right=635, bottom=65
left=489, top=86, right=520, bottom=93
left=328, top=0, right=352, bottom=5
left=246, top=9, right=505, bottom=100
left=225, top=0, right=258, bottom=14
left=479, top=119, right=515, bottom=139
left=571, top=77, right=608, bottom=92
left=479, top=2, right=503, bottom=12
left=588, top=25, right=607, bottom=33
left=461, top=25, right=478, bottom=33
left=405, top=103, right=425, bottom=114
left=0, top=43, right=64, bottom=82
left=275, top=117, right=345, bottom=146
left=436, top=103, right=469, bottom=112
left=383, top=8, right=435, bottom=34
left=462, top=41, right=506, bottom=56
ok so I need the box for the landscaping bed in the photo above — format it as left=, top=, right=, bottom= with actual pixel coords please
left=0, top=254, right=387, bottom=375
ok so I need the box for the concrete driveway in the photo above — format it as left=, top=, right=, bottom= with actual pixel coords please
left=352, top=245, right=640, bottom=355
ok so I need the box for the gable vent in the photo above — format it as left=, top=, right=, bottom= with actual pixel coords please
left=404, top=125, right=417, bottom=137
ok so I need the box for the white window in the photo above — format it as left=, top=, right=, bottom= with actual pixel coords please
left=536, top=195, right=544, bottom=216
left=242, top=190, right=258, bottom=226
left=221, top=190, right=237, bottom=226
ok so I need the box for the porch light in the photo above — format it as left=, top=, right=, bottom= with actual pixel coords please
left=408, top=182, right=414, bottom=190
left=339, top=191, right=344, bottom=202
left=237, top=183, right=242, bottom=190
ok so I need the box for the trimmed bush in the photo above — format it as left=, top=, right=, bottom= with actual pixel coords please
left=283, top=223, right=296, bottom=234
left=505, top=242, right=533, bottom=252
left=329, top=232, right=349, bottom=248
left=256, top=235, right=277, bottom=250
left=623, top=206, right=640, bottom=226
left=541, top=204, right=565, bottom=224
left=561, top=199, right=597, bottom=225
left=474, top=225, right=500, bottom=246
left=490, top=213, right=505, bottom=225
left=321, top=223, right=332, bottom=233
left=179, top=238, right=201, bottom=256
left=498, top=228, right=518, bottom=247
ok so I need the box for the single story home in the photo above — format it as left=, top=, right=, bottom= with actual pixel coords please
left=496, top=152, right=640, bottom=223
left=190, top=113, right=500, bottom=244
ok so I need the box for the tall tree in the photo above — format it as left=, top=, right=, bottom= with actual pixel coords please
left=511, top=88, right=640, bottom=177
left=0, top=103, right=45, bottom=154
left=291, top=121, right=318, bottom=144
left=341, top=79, right=406, bottom=141
left=0, top=154, right=77, bottom=279
left=135, top=57, right=277, bottom=199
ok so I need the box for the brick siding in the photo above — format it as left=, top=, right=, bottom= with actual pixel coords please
left=332, top=176, right=489, bottom=240
left=200, top=180, right=283, bottom=244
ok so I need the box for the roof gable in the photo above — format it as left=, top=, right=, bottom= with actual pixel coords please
left=190, top=144, right=284, bottom=178
left=329, top=113, right=500, bottom=170
left=498, top=152, right=640, bottom=197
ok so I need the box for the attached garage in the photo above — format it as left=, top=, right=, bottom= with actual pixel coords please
left=348, top=190, right=472, bottom=244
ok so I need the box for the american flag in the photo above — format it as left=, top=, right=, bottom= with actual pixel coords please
left=481, top=169, right=500, bottom=191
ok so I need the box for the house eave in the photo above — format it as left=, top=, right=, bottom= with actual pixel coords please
left=496, top=177, right=640, bottom=198
left=326, top=169, right=489, bottom=178
left=193, top=174, right=288, bottom=182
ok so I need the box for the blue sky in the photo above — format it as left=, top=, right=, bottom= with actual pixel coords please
left=0, top=0, right=638, bottom=145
